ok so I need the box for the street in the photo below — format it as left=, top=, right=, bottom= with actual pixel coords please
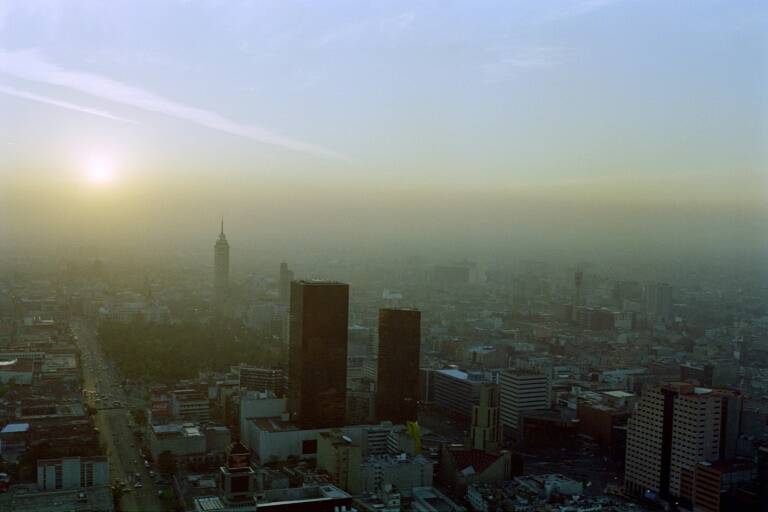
left=73, top=320, right=166, bottom=512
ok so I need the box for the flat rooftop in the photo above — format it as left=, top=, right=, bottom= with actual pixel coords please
left=1, top=423, right=30, bottom=434
left=152, top=423, right=203, bottom=437
left=250, top=417, right=300, bottom=433
left=0, top=486, right=113, bottom=512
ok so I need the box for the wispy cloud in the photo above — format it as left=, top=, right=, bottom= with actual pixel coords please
left=536, top=0, right=629, bottom=24
left=314, top=12, right=416, bottom=48
left=0, top=49, right=350, bottom=161
left=481, top=46, right=568, bottom=83
left=0, top=83, right=138, bottom=124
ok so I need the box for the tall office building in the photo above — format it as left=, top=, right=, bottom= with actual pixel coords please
left=571, top=269, right=583, bottom=322
left=499, top=369, right=550, bottom=434
left=288, top=280, right=349, bottom=429
left=470, top=383, right=501, bottom=452
left=377, top=308, right=421, bottom=424
left=278, top=261, right=294, bottom=304
left=644, top=282, right=673, bottom=324
left=624, top=383, right=741, bottom=502
left=214, top=219, right=230, bottom=303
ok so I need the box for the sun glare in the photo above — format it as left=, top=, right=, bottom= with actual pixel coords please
left=84, top=155, right=116, bottom=185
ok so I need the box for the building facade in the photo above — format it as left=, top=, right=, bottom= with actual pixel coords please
left=239, top=366, right=285, bottom=396
left=624, top=383, right=742, bottom=502
left=37, top=456, right=109, bottom=490
left=433, top=368, right=487, bottom=418
left=288, top=280, right=349, bottom=429
left=499, top=369, right=550, bottom=434
left=470, top=383, right=501, bottom=452
left=377, top=308, right=421, bottom=424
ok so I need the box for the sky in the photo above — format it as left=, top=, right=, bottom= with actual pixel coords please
left=0, top=0, right=766, bottom=260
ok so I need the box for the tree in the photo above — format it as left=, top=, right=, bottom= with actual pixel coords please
left=111, top=483, right=124, bottom=511
left=157, top=451, right=175, bottom=474
left=131, top=409, right=147, bottom=426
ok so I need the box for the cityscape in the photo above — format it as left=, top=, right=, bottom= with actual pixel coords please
left=1, top=2, right=767, bottom=512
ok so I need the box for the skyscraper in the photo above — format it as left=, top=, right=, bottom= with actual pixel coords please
left=377, top=308, right=421, bottom=424
left=278, top=261, right=294, bottom=304
left=214, top=219, right=230, bottom=303
left=644, top=282, right=673, bottom=325
left=572, top=269, right=583, bottom=322
left=288, top=280, right=349, bottom=429
left=624, top=383, right=741, bottom=501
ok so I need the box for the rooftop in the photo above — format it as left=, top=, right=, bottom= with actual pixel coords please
left=437, top=368, right=468, bottom=380
left=1, top=423, right=30, bottom=434
left=152, top=423, right=204, bottom=437
left=250, top=417, right=300, bottom=433
left=0, top=485, right=113, bottom=512
left=603, top=390, right=634, bottom=398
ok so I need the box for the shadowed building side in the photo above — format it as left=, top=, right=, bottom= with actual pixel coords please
left=288, top=280, right=349, bottom=429
left=377, top=308, right=421, bottom=424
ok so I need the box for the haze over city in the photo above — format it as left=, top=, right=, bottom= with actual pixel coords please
left=1, top=0, right=766, bottom=264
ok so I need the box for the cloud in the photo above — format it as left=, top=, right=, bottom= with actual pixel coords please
left=0, top=48, right=350, bottom=161
left=536, top=0, right=629, bottom=24
left=314, top=12, right=416, bottom=48
left=481, top=46, right=567, bottom=83
left=0, top=83, right=138, bottom=124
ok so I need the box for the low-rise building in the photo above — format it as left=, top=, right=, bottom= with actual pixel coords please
left=433, top=368, right=489, bottom=418
left=411, top=486, right=466, bottom=512
left=360, top=454, right=434, bottom=496
left=150, top=422, right=206, bottom=458
left=0, top=485, right=114, bottom=512
left=37, top=456, right=110, bottom=490
left=317, top=430, right=362, bottom=494
left=193, top=484, right=353, bottom=511
left=0, top=358, right=34, bottom=384
left=171, top=388, right=211, bottom=422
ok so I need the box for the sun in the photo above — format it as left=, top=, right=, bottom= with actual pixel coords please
left=84, top=155, right=117, bottom=185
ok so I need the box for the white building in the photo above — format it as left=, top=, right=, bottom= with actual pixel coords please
left=37, top=456, right=109, bottom=490
left=149, top=423, right=206, bottom=460
left=241, top=419, right=413, bottom=463
left=239, top=390, right=287, bottom=440
left=625, top=383, right=741, bottom=500
left=170, top=389, right=210, bottom=421
left=242, top=417, right=329, bottom=462
left=499, top=369, right=550, bottom=433
left=360, top=454, right=434, bottom=496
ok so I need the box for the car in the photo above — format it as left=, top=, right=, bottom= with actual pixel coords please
left=144, top=460, right=150, bottom=468
left=134, top=482, right=142, bottom=488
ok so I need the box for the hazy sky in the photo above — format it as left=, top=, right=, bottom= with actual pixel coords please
left=1, top=0, right=766, bottom=258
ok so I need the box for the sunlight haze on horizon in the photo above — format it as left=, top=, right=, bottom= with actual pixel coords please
left=1, top=0, right=766, bottom=261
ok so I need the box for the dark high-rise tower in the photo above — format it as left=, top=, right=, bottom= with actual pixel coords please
left=278, top=262, right=293, bottom=304
left=288, top=280, right=348, bottom=428
left=377, top=308, right=421, bottom=423
left=214, top=219, right=230, bottom=303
